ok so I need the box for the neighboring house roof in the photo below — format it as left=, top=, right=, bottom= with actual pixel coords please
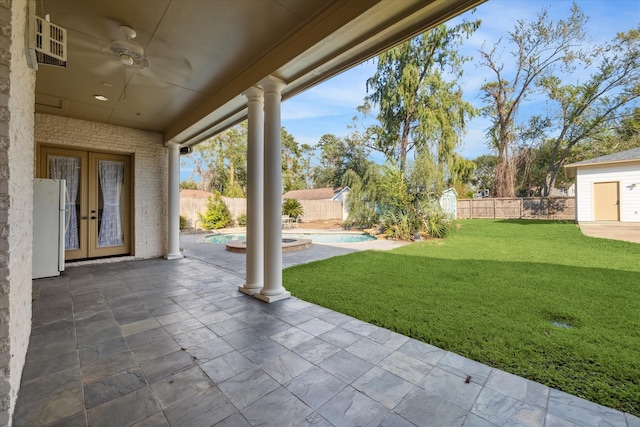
left=282, top=187, right=348, bottom=200
left=180, top=189, right=215, bottom=199
left=564, top=147, right=640, bottom=178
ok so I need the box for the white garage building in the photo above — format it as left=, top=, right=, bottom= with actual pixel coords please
left=564, top=147, right=640, bottom=223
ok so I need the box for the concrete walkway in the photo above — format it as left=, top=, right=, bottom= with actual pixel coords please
left=579, top=222, right=640, bottom=244
left=179, top=229, right=408, bottom=275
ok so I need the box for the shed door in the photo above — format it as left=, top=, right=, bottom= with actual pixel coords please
left=593, top=181, right=619, bottom=221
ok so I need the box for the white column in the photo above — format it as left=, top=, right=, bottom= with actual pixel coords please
left=256, top=76, right=290, bottom=302
left=165, top=141, right=184, bottom=260
left=239, top=87, right=264, bottom=295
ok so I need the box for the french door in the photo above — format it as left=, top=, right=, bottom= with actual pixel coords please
left=39, top=146, right=132, bottom=260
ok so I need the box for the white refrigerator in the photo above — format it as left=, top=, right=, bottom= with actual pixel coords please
left=33, top=178, right=66, bottom=279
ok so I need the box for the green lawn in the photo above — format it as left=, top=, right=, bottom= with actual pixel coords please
left=283, top=219, right=640, bottom=416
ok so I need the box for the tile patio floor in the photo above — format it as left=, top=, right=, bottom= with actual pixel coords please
left=13, top=237, right=640, bottom=426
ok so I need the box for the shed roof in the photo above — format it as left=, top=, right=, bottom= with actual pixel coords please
left=180, top=189, right=214, bottom=199
left=282, top=187, right=346, bottom=200
left=564, top=147, right=640, bottom=178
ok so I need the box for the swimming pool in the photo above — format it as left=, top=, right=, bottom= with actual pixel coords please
left=204, top=232, right=376, bottom=244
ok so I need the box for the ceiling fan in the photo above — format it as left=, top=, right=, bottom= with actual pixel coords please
left=69, top=18, right=193, bottom=93
left=109, top=25, right=150, bottom=70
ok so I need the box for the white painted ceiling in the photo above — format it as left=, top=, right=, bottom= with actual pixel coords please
left=34, top=0, right=485, bottom=146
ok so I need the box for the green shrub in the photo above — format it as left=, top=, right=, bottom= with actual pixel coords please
left=422, top=210, right=454, bottom=238
left=380, top=208, right=413, bottom=240
left=380, top=200, right=454, bottom=240
left=237, top=213, right=247, bottom=227
left=282, top=198, right=304, bottom=219
left=420, top=201, right=454, bottom=238
left=179, top=215, right=188, bottom=230
left=198, top=195, right=232, bottom=230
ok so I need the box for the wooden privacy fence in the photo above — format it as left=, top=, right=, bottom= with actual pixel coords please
left=457, top=197, right=576, bottom=220
left=298, top=200, right=344, bottom=222
left=180, top=196, right=246, bottom=228
left=180, top=195, right=344, bottom=227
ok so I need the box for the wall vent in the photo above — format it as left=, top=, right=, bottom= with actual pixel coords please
left=28, top=15, right=67, bottom=70
left=32, top=15, right=67, bottom=68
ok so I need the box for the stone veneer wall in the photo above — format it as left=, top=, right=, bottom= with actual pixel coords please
left=0, top=0, right=36, bottom=424
left=34, top=114, right=168, bottom=258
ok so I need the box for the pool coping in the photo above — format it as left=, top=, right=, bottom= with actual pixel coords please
left=197, top=227, right=380, bottom=244
left=225, top=237, right=313, bottom=253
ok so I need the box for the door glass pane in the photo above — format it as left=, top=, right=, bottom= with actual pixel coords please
left=49, top=155, right=80, bottom=250
left=97, top=160, right=125, bottom=247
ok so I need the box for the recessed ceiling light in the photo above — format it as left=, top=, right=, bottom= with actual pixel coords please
left=93, top=95, right=108, bottom=101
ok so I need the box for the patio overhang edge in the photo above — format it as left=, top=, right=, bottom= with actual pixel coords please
left=166, top=0, right=487, bottom=148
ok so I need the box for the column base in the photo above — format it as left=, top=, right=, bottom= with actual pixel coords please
left=238, top=285, right=263, bottom=295
left=164, top=252, right=184, bottom=260
left=254, top=290, right=291, bottom=303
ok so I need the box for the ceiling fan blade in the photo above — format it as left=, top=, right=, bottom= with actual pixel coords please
left=136, top=57, right=193, bottom=87
left=140, top=37, right=193, bottom=87
left=66, top=33, right=122, bottom=76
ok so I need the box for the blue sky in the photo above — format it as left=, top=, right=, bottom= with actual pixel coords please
left=182, top=1, right=639, bottom=182
left=280, top=0, right=640, bottom=161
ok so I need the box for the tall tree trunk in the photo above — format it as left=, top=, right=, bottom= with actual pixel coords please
left=494, top=131, right=515, bottom=198
left=399, top=111, right=413, bottom=173
left=229, top=161, right=235, bottom=188
left=544, top=163, right=563, bottom=197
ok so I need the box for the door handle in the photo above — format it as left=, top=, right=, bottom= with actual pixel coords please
left=90, top=216, right=97, bottom=220
left=81, top=216, right=88, bottom=220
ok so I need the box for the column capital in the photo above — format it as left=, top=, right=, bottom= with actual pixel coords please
left=260, top=76, right=286, bottom=94
left=165, top=140, right=181, bottom=150
left=242, top=86, right=264, bottom=101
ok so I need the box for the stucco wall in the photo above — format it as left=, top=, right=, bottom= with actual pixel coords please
left=0, top=0, right=37, bottom=424
left=34, top=114, right=168, bottom=258
left=576, top=163, right=640, bottom=222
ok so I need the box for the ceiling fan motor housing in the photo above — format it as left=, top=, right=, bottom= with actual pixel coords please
left=110, top=40, right=149, bottom=68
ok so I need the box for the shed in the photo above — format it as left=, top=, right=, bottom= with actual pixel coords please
left=439, top=188, right=458, bottom=218
left=564, top=147, right=640, bottom=222
left=281, top=187, right=350, bottom=221
left=282, top=186, right=349, bottom=201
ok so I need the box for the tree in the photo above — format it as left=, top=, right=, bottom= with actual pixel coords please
left=617, top=107, right=640, bottom=140
left=312, top=133, right=372, bottom=187
left=448, top=153, right=476, bottom=187
left=406, top=150, right=444, bottom=195
left=471, top=155, right=497, bottom=193
left=188, top=123, right=248, bottom=196
left=365, top=19, right=480, bottom=174
left=341, top=164, right=382, bottom=228
left=479, top=4, right=588, bottom=197
left=281, top=127, right=312, bottom=192
left=179, top=180, right=198, bottom=190
left=185, top=123, right=311, bottom=195
left=536, top=25, right=640, bottom=195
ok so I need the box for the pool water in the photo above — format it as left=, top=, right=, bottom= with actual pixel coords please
left=204, top=234, right=245, bottom=244
left=204, top=233, right=376, bottom=244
